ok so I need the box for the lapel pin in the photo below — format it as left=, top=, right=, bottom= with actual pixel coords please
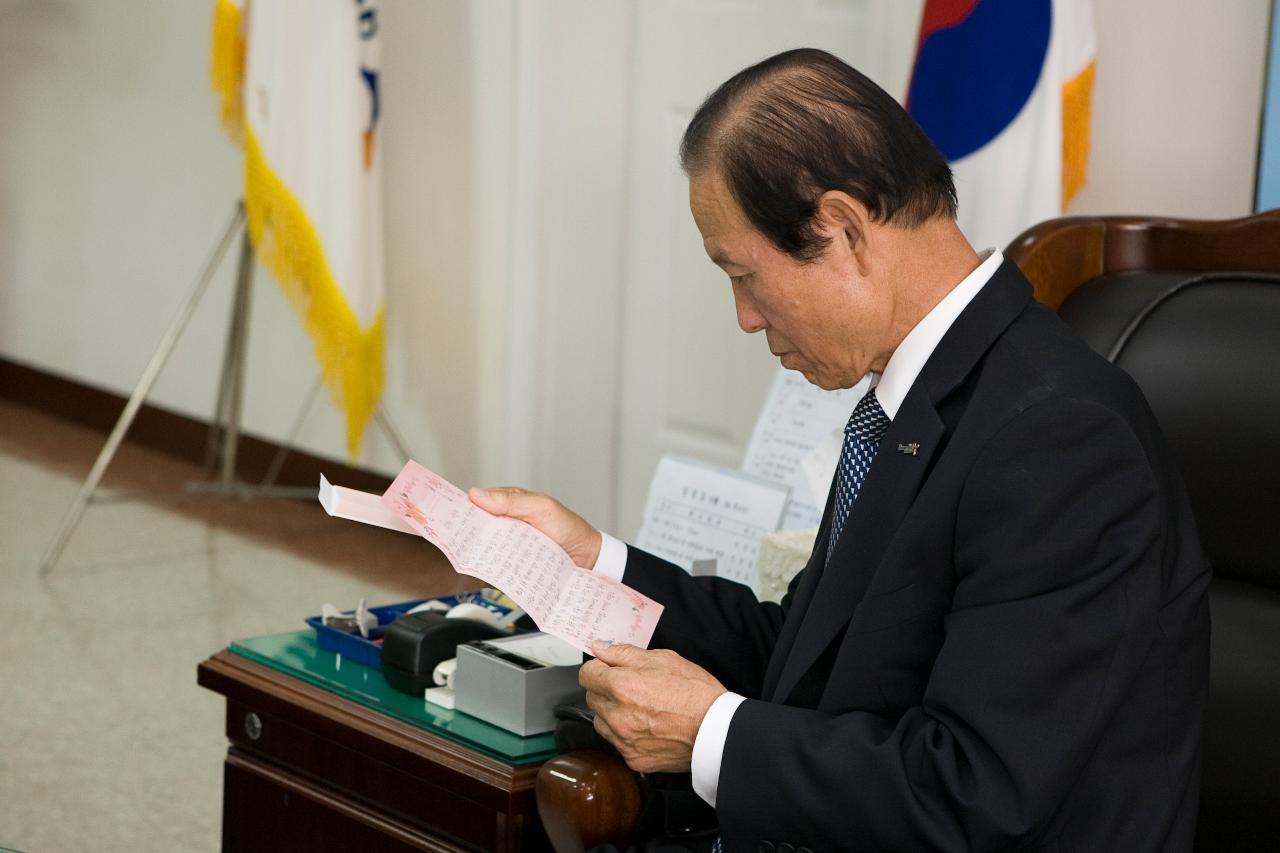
left=897, top=442, right=920, bottom=456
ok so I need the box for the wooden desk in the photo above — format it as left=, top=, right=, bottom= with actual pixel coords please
left=198, top=645, right=553, bottom=852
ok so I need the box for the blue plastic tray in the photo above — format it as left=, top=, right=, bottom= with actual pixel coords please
left=305, top=594, right=512, bottom=670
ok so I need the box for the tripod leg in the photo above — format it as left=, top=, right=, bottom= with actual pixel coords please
left=219, top=232, right=255, bottom=487
left=38, top=206, right=245, bottom=576
left=259, top=376, right=324, bottom=489
left=375, top=407, right=415, bottom=464
left=203, top=259, right=245, bottom=474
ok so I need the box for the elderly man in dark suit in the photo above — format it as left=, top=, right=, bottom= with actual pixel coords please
left=472, top=48, right=1209, bottom=852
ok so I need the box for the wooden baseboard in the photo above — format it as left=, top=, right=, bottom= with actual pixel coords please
left=0, top=355, right=393, bottom=495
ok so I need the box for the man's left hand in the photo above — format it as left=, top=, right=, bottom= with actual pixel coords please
left=580, top=642, right=727, bottom=774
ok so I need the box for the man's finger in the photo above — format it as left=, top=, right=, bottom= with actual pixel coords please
left=591, top=641, right=643, bottom=666
left=592, top=709, right=620, bottom=749
left=579, top=658, right=611, bottom=693
left=584, top=687, right=615, bottom=718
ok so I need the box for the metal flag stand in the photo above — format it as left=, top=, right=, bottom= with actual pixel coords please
left=37, top=201, right=414, bottom=576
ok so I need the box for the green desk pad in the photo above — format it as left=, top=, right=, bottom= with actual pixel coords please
left=229, top=630, right=557, bottom=765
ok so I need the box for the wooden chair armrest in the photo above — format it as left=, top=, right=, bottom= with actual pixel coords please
left=536, top=749, right=643, bottom=853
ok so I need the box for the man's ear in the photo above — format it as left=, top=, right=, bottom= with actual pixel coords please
left=815, top=190, right=873, bottom=276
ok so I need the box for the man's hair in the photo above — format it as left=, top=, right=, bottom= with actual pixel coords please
left=680, top=48, right=957, bottom=262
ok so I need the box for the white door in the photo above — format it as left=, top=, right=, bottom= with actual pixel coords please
left=614, top=0, right=924, bottom=537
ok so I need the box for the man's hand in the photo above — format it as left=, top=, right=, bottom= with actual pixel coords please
left=580, top=642, right=727, bottom=774
left=468, top=487, right=603, bottom=569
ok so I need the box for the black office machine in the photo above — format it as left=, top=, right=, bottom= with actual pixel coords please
left=380, top=610, right=506, bottom=695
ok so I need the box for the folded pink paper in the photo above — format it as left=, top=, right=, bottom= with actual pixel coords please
left=321, top=462, right=662, bottom=655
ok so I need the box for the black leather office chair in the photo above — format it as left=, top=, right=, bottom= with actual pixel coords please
left=536, top=211, right=1280, bottom=853
left=1007, top=210, right=1280, bottom=851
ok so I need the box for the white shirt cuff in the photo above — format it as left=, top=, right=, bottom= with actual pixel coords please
left=691, top=692, right=746, bottom=808
left=592, top=531, right=628, bottom=581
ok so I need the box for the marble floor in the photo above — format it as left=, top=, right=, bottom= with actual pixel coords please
left=0, top=400, right=471, bottom=852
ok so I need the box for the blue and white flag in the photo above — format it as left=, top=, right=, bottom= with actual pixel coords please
left=907, top=0, right=1096, bottom=250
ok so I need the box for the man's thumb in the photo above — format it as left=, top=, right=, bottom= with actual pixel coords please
left=591, top=641, right=640, bottom=664
left=469, top=486, right=508, bottom=514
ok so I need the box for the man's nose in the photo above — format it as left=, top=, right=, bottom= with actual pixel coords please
left=733, top=282, right=766, bottom=333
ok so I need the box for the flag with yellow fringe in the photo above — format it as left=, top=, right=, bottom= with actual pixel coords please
left=210, top=0, right=384, bottom=457
left=906, top=0, right=1096, bottom=250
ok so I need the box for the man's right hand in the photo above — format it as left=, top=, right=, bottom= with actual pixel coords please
left=468, top=487, right=603, bottom=569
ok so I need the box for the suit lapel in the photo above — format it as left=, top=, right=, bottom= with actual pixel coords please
left=768, top=260, right=1033, bottom=704
left=770, top=394, right=944, bottom=702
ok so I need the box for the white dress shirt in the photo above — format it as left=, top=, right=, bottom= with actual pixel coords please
left=593, top=248, right=1004, bottom=807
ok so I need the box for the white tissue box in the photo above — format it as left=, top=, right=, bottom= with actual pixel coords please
left=756, top=527, right=819, bottom=603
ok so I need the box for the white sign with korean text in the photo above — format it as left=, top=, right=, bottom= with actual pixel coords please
left=635, top=456, right=789, bottom=590
left=742, top=368, right=871, bottom=529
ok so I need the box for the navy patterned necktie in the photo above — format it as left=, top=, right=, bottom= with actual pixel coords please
left=827, top=388, right=891, bottom=562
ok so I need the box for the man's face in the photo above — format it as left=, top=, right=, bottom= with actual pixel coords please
left=688, top=171, right=895, bottom=390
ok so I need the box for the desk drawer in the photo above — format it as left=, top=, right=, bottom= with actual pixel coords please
left=225, top=699, right=547, bottom=852
left=223, top=749, right=460, bottom=852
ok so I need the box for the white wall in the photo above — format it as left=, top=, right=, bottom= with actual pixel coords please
left=376, top=0, right=519, bottom=487
left=1070, top=0, right=1272, bottom=218
left=0, top=0, right=1272, bottom=530
left=0, top=0, right=245, bottom=442
left=498, top=2, right=633, bottom=529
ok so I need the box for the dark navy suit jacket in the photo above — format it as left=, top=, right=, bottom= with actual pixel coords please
left=622, top=261, right=1210, bottom=852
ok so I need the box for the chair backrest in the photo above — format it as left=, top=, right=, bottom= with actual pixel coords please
left=1056, top=270, right=1280, bottom=589
left=1007, top=211, right=1280, bottom=851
